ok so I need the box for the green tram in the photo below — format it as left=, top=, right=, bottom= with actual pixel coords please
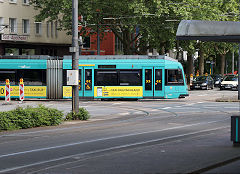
left=0, top=55, right=188, bottom=99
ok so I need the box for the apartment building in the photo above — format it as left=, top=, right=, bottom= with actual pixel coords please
left=0, top=0, right=71, bottom=56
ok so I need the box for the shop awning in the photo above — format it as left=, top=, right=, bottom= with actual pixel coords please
left=176, top=20, right=240, bottom=42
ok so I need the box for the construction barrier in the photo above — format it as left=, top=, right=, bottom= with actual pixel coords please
left=19, top=78, right=24, bottom=101
left=5, top=79, right=10, bottom=102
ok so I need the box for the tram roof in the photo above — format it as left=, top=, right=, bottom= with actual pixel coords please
left=63, top=55, right=178, bottom=62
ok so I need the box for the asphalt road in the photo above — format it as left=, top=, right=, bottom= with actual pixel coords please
left=0, top=89, right=240, bottom=173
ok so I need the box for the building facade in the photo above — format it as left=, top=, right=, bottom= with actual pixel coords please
left=0, top=0, right=72, bottom=57
left=80, top=29, right=116, bottom=55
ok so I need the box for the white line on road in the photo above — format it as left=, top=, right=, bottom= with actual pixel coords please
left=162, top=107, right=172, bottom=109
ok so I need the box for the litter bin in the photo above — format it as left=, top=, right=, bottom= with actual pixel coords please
left=231, top=115, right=240, bottom=144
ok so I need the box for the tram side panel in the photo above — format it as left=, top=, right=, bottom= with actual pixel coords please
left=0, top=59, right=48, bottom=99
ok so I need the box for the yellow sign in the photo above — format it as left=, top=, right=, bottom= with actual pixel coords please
left=63, top=86, right=72, bottom=98
left=0, top=86, right=46, bottom=97
left=94, top=86, right=143, bottom=97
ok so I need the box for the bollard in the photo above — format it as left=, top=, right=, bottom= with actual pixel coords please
left=19, top=78, right=24, bottom=102
left=231, top=115, right=240, bottom=145
left=5, top=79, right=10, bottom=102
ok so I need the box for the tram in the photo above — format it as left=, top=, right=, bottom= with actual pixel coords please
left=0, top=55, right=188, bottom=99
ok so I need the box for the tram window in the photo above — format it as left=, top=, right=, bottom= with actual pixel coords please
left=0, top=70, right=16, bottom=85
left=119, top=70, right=142, bottom=86
left=165, top=69, right=184, bottom=86
left=98, top=65, right=116, bottom=69
left=79, top=70, right=82, bottom=90
left=145, top=69, right=152, bottom=90
left=85, top=69, right=92, bottom=90
left=94, top=70, right=118, bottom=86
left=17, top=70, right=46, bottom=85
left=155, top=69, right=162, bottom=90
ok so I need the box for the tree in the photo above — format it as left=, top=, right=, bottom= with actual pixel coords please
left=172, top=0, right=239, bottom=75
left=30, top=0, right=180, bottom=55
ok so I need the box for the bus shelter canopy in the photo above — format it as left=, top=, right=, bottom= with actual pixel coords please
left=176, top=20, right=240, bottom=42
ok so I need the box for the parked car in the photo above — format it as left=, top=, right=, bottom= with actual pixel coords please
left=190, top=75, right=214, bottom=90
left=211, top=74, right=223, bottom=87
left=220, top=75, right=238, bottom=90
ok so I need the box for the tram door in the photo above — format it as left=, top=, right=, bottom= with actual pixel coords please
left=79, top=67, right=94, bottom=98
left=143, top=67, right=164, bottom=98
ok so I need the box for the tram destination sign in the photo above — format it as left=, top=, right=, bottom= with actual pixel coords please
left=1, top=34, right=28, bottom=41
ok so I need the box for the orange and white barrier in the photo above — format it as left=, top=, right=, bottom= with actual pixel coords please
left=19, top=78, right=24, bottom=101
left=5, top=79, right=10, bottom=102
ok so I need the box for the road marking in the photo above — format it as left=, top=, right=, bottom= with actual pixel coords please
left=0, top=125, right=230, bottom=173
left=118, top=113, right=129, bottom=116
left=162, top=107, right=171, bottom=109
left=224, top=107, right=239, bottom=109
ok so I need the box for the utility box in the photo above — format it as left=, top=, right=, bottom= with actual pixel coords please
left=231, top=115, right=240, bottom=144
left=67, top=70, right=78, bottom=85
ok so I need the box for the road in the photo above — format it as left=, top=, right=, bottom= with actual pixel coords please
left=0, top=89, right=240, bottom=173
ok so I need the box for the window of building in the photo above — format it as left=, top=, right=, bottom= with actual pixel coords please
left=46, top=21, right=49, bottom=37
left=5, top=48, right=19, bottom=56
left=51, top=21, right=53, bottom=37
left=35, top=22, right=42, bottom=35
left=22, top=19, right=30, bottom=34
left=9, top=18, right=17, bottom=33
left=0, top=17, right=4, bottom=33
left=83, top=36, right=90, bottom=48
left=165, top=69, right=184, bottom=86
left=9, top=0, right=17, bottom=3
left=22, top=0, right=29, bottom=4
left=55, top=21, right=58, bottom=38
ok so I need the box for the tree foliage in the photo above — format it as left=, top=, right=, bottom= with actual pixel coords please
left=30, top=0, right=240, bottom=73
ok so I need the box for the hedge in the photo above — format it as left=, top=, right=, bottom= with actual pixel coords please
left=0, top=105, right=63, bottom=130
left=0, top=105, right=90, bottom=131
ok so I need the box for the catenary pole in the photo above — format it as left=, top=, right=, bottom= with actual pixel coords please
left=72, top=0, right=79, bottom=113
